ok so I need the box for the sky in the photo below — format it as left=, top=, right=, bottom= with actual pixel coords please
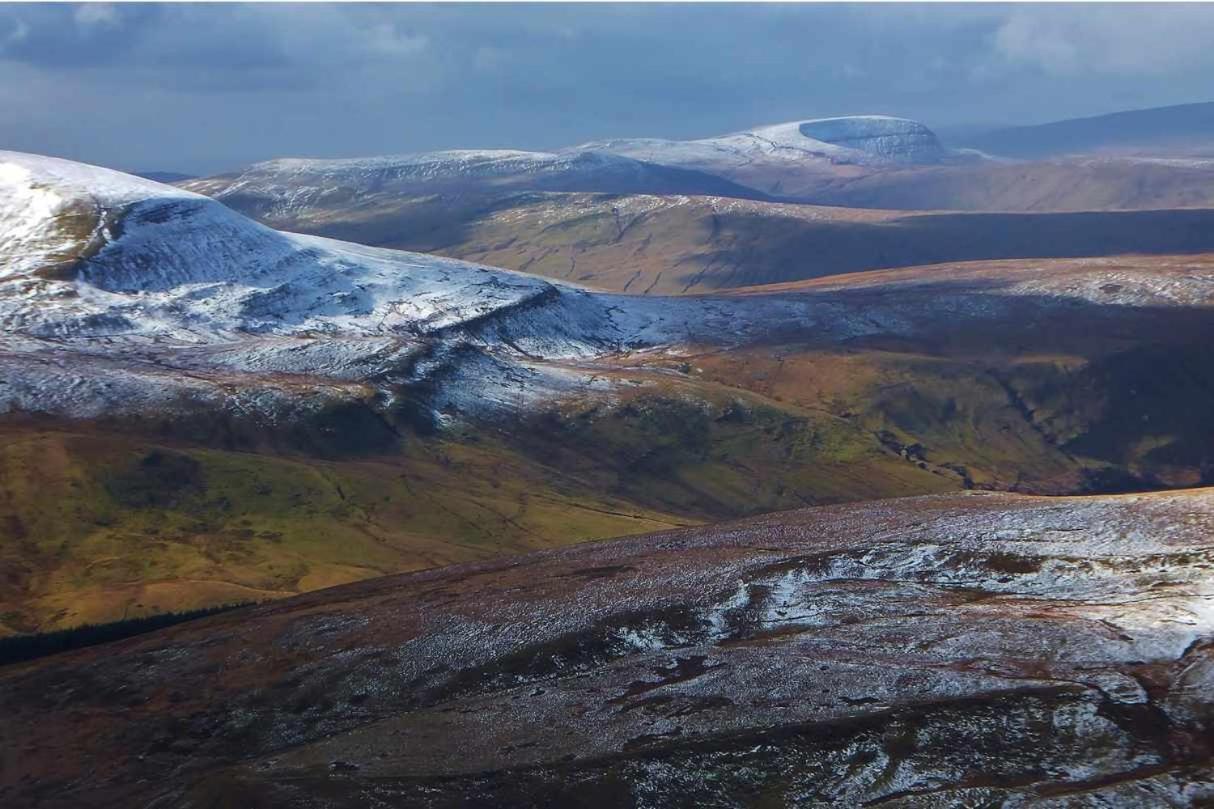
left=2, top=2, right=1213, bottom=175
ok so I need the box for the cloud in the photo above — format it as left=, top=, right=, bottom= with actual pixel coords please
left=992, top=5, right=1214, bottom=76
left=994, top=13, right=1080, bottom=74
left=0, top=3, right=1211, bottom=175
left=74, top=3, right=119, bottom=30
left=0, top=17, right=28, bottom=50
left=363, top=23, right=428, bottom=58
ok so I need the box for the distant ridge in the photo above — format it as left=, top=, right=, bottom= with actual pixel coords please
left=966, top=101, right=1214, bottom=158
left=135, top=170, right=195, bottom=184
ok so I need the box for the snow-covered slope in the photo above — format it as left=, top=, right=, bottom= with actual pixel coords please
left=0, top=151, right=561, bottom=341
left=236, top=149, right=642, bottom=185
left=6, top=151, right=1210, bottom=432
left=0, top=151, right=828, bottom=421
left=0, top=153, right=181, bottom=281
left=796, top=116, right=945, bottom=163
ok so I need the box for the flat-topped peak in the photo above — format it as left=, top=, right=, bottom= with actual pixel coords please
left=576, top=114, right=947, bottom=175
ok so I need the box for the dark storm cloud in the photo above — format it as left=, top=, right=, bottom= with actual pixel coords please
left=1, top=3, right=1212, bottom=174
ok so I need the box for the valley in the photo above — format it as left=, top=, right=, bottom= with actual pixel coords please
left=7, top=0, right=1214, bottom=802
left=6, top=131, right=1214, bottom=634
left=1, top=43, right=1213, bottom=803
left=228, top=190, right=1214, bottom=295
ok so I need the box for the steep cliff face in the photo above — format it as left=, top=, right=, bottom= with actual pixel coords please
left=798, top=116, right=945, bottom=164
left=573, top=115, right=955, bottom=197
left=3, top=489, right=1211, bottom=807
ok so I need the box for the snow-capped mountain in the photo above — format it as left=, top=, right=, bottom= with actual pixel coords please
left=0, top=151, right=829, bottom=422
left=0, top=151, right=560, bottom=340
left=574, top=115, right=953, bottom=196
left=7, top=150, right=1214, bottom=443
left=580, top=115, right=946, bottom=169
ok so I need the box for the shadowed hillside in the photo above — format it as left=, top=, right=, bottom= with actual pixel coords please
left=271, top=192, right=1214, bottom=294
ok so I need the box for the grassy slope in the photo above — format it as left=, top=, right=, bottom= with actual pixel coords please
left=684, top=348, right=1086, bottom=490
left=0, top=374, right=965, bottom=634
left=8, top=319, right=1213, bottom=632
left=509, top=376, right=956, bottom=519
left=0, top=427, right=689, bottom=634
left=676, top=335, right=1214, bottom=496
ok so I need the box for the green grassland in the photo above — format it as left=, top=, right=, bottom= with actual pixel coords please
left=0, top=369, right=964, bottom=635
left=0, top=426, right=689, bottom=634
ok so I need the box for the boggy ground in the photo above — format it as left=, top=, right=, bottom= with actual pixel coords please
left=2, top=488, right=1212, bottom=807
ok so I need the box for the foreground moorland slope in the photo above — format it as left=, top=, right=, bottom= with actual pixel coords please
left=2, top=488, right=1211, bottom=807
left=7, top=150, right=1214, bottom=632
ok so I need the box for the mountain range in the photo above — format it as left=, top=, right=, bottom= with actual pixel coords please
left=182, top=110, right=1214, bottom=302
left=3, top=103, right=1214, bottom=807
left=5, top=129, right=1214, bottom=633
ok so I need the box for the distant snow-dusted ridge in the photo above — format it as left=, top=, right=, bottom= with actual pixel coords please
left=190, top=149, right=658, bottom=214
left=577, top=115, right=948, bottom=170
left=241, top=149, right=641, bottom=183
left=178, top=116, right=955, bottom=220
left=183, top=146, right=764, bottom=221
